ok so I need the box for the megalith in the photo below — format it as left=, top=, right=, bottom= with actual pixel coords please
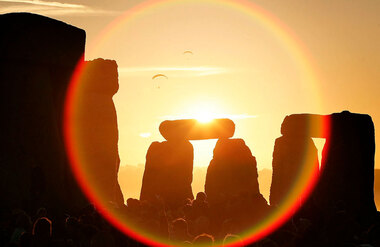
left=140, top=118, right=236, bottom=208
left=205, top=138, right=262, bottom=206
left=271, top=111, right=377, bottom=221
left=316, top=111, right=376, bottom=219
left=140, top=140, right=194, bottom=209
left=270, top=114, right=320, bottom=208
left=0, top=13, right=86, bottom=210
left=73, top=58, right=124, bottom=205
left=270, top=135, right=319, bottom=207
left=159, top=118, right=235, bottom=140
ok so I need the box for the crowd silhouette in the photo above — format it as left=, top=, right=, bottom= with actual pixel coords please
left=2, top=190, right=380, bottom=246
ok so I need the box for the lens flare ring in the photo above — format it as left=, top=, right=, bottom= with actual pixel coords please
left=64, top=0, right=326, bottom=246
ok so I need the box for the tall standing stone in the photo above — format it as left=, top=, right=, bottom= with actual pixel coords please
left=205, top=138, right=269, bottom=231
left=0, top=13, right=86, bottom=210
left=205, top=138, right=262, bottom=206
left=74, top=58, right=124, bottom=205
left=140, top=140, right=194, bottom=209
left=273, top=112, right=377, bottom=222
left=270, top=135, right=319, bottom=207
left=316, top=111, right=376, bottom=220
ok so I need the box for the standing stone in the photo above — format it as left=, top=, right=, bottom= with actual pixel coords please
left=270, top=135, right=319, bottom=207
left=205, top=138, right=262, bottom=206
left=316, top=111, right=376, bottom=220
left=140, top=140, right=194, bottom=209
left=0, top=13, right=86, bottom=211
left=74, top=59, right=124, bottom=205
left=374, top=169, right=380, bottom=210
left=275, top=111, right=377, bottom=222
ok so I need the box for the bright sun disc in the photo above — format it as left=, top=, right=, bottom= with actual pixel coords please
left=195, top=112, right=216, bottom=123
left=184, top=101, right=224, bottom=123
left=197, top=116, right=213, bottom=123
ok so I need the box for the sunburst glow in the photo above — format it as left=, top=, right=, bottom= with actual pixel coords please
left=183, top=102, right=224, bottom=123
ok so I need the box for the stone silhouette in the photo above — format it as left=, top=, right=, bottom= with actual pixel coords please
left=0, top=13, right=124, bottom=211
left=0, top=13, right=86, bottom=211
left=140, top=118, right=236, bottom=208
left=73, top=58, right=124, bottom=205
left=140, top=140, right=194, bottom=209
left=316, top=111, right=376, bottom=221
left=205, top=138, right=269, bottom=231
left=270, top=117, right=319, bottom=207
left=271, top=111, right=377, bottom=222
left=280, top=113, right=326, bottom=138
left=2, top=11, right=380, bottom=247
left=374, top=169, right=380, bottom=210
left=159, top=118, right=235, bottom=141
left=205, top=138, right=262, bottom=206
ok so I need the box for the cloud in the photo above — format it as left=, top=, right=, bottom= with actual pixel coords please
left=0, top=0, right=84, bottom=8
left=118, top=66, right=230, bottom=78
left=0, top=0, right=116, bottom=16
left=139, top=132, right=151, bottom=138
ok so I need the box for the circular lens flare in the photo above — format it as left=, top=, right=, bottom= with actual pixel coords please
left=64, top=0, right=328, bottom=246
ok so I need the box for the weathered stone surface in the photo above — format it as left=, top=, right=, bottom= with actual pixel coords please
left=159, top=118, right=235, bottom=141
left=74, top=58, right=124, bottom=205
left=140, top=140, right=194, bottom=208
left=205, top=138, right=262, bottom=206
left=315, top=111, right=376, bottom=218
left=0, top=13, right=86, bottom=211
left=270, top=135, right=319, bottom=207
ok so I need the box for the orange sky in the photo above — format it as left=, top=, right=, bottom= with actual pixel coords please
left=1, top=0, right=379, bottom=171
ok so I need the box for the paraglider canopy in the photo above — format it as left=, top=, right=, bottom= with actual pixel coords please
left=152, top=74, right=168, bottom=80
left=183, top=50, right=193, bottom=55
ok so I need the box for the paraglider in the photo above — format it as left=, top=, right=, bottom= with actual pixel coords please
left=152, top=74, right=167, bottom=89
left=152, top=74, right=168, bottom=80
left=183, top=50, right=193, bottom=55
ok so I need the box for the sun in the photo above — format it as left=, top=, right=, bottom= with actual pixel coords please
left=196, top=113, right=214, bottom=123
left=184, top=101, right=223, bottom=123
